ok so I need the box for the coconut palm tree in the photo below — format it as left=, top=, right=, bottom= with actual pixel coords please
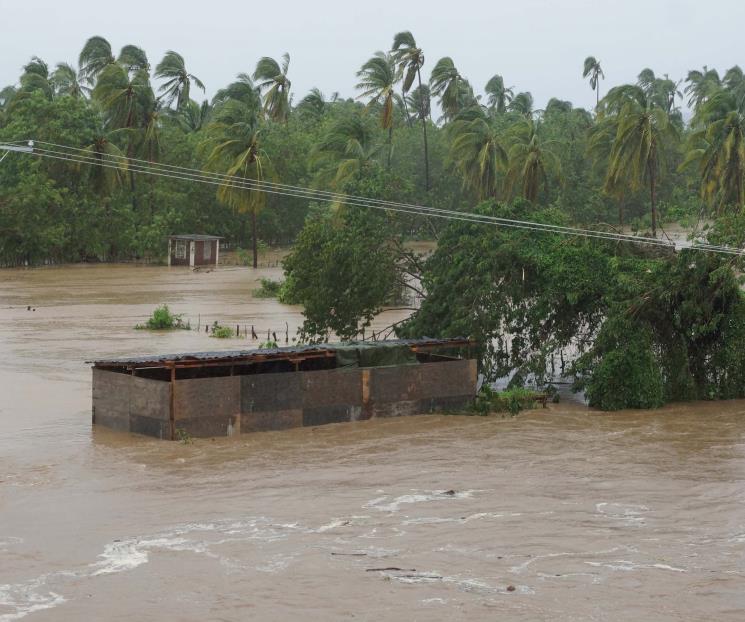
left=508, top=92, right=534, bottom=117
left=297, top=87, right=327, bottom=117
left=213, top=73, right=261, bottom=109
left=603, top=85, right=679, bottom=236
left=583, top=56, right=604, bottom=108
left=485, top=74, right=513, bottom=114
left=118, top=45, right=149, bottom=74
left=448, top=108, right=508, bottom=200
left=356, top=52, right=398, bottom=168
left=253, top=54, right=291, bottom=122
left=155, top=50, right=205, bottom=110
left=685, top=66, right=721, bottom=112
left=392, top=31, right=429, bottom=190
left=203, top=99, right=271, bottom=268
left=170, top=99, right=211, bottom=133
left=505, top=119, right=561, bottom=202
left=681, top=90, right=745, bottom=211
left=311, top=111, right=381, bottom=191
left=79, top=36, right=115, bottom=86
left=406, top=84, right=431, bottom=123
left=51, top=63, right=88, bottom=98
left=430, top=57, right=467, bottom=121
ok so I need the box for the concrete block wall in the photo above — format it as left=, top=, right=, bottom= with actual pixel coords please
left=92, top=358, right=477, bottom=439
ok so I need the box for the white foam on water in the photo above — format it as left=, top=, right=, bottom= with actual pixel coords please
left=585, top=560, right=687, bottom=573
left=365, top=490, right=477, bottom=513
left=595, top=502, right=650, bottom=525
left=0, top=577, right=66, bottom=622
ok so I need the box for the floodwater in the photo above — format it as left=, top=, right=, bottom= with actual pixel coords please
left=1, top=262, right=744, bottom=621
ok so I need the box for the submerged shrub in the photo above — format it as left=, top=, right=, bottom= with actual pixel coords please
left=210, top=323, right=234, bottom=339
left=252, top=278, right=283, bottom=298
left=136, top=304, right=188, bottom=330
left=471, top=386, right=540, bottom=416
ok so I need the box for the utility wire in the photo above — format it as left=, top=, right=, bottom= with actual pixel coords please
left=9, top=140, right=745, bottom=257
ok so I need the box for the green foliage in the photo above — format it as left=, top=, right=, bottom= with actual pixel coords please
left=175, top=428, right=193, bottom=444
left=471, top=386, right=539, bottom=416
left=253, top=277, right=283, bottom=298
left=210, top=323, right=234, bottom=338
left=136, top=304, right=188, bottom=330
left=259, top=340, right=278, bottom=349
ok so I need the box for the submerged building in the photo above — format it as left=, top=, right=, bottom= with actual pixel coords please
left=91, top=338, right=477, bottom=440
left=167, top=234, right=222, bottom=268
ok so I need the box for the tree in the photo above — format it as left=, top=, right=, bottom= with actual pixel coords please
left=392, top=31, right=429, bottom=190
left=505, top=119, right=561, bottom=202
left=356, top=52, right=398, bottom=168
left=682, top=90, right=745, bottom=210
left=213, top=73, right=261, bottom=109
left=118, top=45, right=149, bottom=73
left=79, top=36, right=115, bottom=86
left=406, top=84, right=430, bottom=123
left=430, top=57, right=467, bottom=121
left=51, top=63, right=88, bottom=98
left=508, top=91, right=534, bottom=117
left=311, top=110, right=381, bottom=190
left=685, top=66, right=721, bottom=112
left=297, top=87, right=326, bottom=118
left=485, top=74, right=513, bottom=114
left=253, top=54, right=291, bottom=122
left=203, top=99, right=270, bottom=268
left=155, top=50, right=205, bottom=110
left=582, top=56, right=604, bottom=108
left=602, top=85, right=679, bottom=236
left=448, top=108, right=507, bottom=200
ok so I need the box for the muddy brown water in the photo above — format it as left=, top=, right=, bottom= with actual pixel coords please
left=1, top=263, right=744, bottom=621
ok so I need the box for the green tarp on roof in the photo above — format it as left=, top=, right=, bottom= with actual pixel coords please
left=333, top=341, right=418, bottom=368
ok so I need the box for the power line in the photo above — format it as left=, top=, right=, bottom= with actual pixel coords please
left=6, top=139, right=745, bottom=257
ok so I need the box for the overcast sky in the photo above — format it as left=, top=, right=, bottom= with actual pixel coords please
left=1, top=0, right=744, bottom=111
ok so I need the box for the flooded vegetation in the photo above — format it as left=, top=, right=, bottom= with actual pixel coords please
left=1, top=263, right=745, bottom=620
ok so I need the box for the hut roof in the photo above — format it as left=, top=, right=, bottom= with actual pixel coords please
left=168, top=234, right=222, bottom=241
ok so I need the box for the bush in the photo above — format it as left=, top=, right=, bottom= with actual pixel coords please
left=253, top=278, right=283, bottom=298
left=471, top=386, right=540, bottom=416
left=135, top=304, right=188, bottom=330
left=209, top=323, right=234, bottom=339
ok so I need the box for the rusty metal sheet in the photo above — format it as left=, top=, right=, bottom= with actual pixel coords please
left=241, top=409, right=303, bottom=433
left=369, top=365, right=422, bottom=403
left=301, top=369, right=362, bottom=408
left=130, top=376, right=171, bottom=420
left=241, top=372, right=302, bottom=413
left=174, top=376, right=240, bottom=420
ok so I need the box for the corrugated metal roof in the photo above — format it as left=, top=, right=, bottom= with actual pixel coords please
left=90, top=337, right=472, bottom=368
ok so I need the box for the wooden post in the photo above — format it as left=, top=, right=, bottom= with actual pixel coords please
left=169, top=364, right=176, bottom=441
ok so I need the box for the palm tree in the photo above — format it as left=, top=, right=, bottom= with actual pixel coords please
left=448, top=108, right=507, bottom=200
left=681, top=90, right=745, bottom=210
left=392, top=31, right=429, bottom=190
left=356, top=52, right=397, bottom=168
left=213, top=73, right=261, bottom=109
left=508, top=92, right=534, bottom=117
left=51, top=63, right=88, bottom=98
left=312, top=111, right=381, bottom=191
left=170, top=99, right=211, bottom=133
left=297, top=87, right=326, bottom=117
left=203, top=100, right=271, bottom=268
left=430, top=57, right=466, bottom=121
left=14, top=57, right=54, bottom=101
left=505, top=119, right=561, bottom=202
left=583, top=56, right=604, bottom=109
left=155, top=50, right=205, bottom=110
left=253, top=54, right=291, bottom=122
left=603, top=85, right=679, bottom=237
left=406, top=84, right=431, bottom=124
left=485, top=74, right=513, bottom=113
left=685, top=66, right=721, bottom=112
left=79, top=36, right=115, bottom=86
left=118, top=45, right=149, bottom=74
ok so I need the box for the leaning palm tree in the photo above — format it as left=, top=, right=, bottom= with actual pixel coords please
left=169, top=99, right=211, bottom=133
left=505, top=119, right=562, bottom=202
left=681, top=90, right=745, bottom=211
left=79, top=36, right=115, bottom=86
left=684, top=66, right=721, bottom=112
left=213, top=73, right=261, bottom=109
left=356, top=52, right=398, bottom=168
left=253, top=54, right=291, bottom=122
left=155, top=50, right=205, bottom=110
left=392, top=31, right=429, bottom=190
left=583, top=56, right=604, bottom=109
left=603, top=85, right=679, bottom=237
left=406, top=84, right=431, bottom=124
left=311, top=111, right=382, bottom=191
left=508, top=92, right=534, bottom=117
left=297, top=87, right=326, bottom=117
left=448, top=108, right=508, bottom=200
left=118, top=45, right=149, bottom=73
left=203, top=100, right=271, bottom=268
left=430, top=57, right=466, bottom=121
left=51, top=63, right=88, bottom=98
left=485, top=74, right=513, bottom=113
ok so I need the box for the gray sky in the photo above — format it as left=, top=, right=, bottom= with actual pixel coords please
left=1, top=0, right=744, bottom=111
